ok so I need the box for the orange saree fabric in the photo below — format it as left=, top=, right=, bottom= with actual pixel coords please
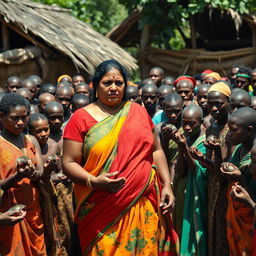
left=227, top=145, right=254, bottom=256
left=0, top=135, right=46, bottom=256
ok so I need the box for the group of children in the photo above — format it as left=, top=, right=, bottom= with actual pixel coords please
left=0, top=64, right=256, bottom=256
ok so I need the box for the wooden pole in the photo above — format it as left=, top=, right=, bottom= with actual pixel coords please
left=2, top=23, right=10, bottom=51
left=140, top=24, right=150, bottom=79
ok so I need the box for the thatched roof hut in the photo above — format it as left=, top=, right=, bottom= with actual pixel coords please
left=0, top=0, right=137, bottom=85
left=107, top=9, right=256, bottom=78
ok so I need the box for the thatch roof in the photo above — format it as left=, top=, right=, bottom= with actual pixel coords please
left=0, top=0, right=138, bottom=74
left=106, top=10, right=141, bottom=47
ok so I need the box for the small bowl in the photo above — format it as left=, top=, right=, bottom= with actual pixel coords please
left=164, top=123, right=177, bottom=132
left=16, top=156, right=30, bottom=165
left=7, top=204, right=26, bottom=212
left=221, top=162, right=235, bottom=172
left=206, top=135, right=218, bottom=143
left=48, top=154, right=58, bottom=161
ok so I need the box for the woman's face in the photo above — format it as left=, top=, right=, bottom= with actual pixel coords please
left=1, top=105, right=28, bottom=135
left=97, top=68, right=125, bottom=106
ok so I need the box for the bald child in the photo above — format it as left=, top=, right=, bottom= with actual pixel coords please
left=125, top=86, right=140, bottom=104
left=16, top=88, right=33, bottom=102
left=196, top=84, right=212, bottom=129
left=149, top=66, right=165, bottom=87
left=155, top=93, right=183, bottom=180
left=74, top=82, right=89, bottom=96
left=172, top=104, right=207, bottom=255
left=38, top=93, right=56, bottom=114
left=230, top=89, right=251, bottom=113
left=220, top=107, right=256, bottom=255
left=44, top=101, right=64, bottom=154
left=176, top=80, right=194, bottom=107
left=21, top=79, right=37, bottom=102
left=6, top=76, right=21, bottom=93
left=141, top=84, right=158, bottom=118
left=55, top=86, right=73, bottom=128
left=72, top=94, right=89, bottom=113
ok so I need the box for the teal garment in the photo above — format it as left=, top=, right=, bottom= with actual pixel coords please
left=180, top=135, right=208, bottom=256
left=152, top=110, right=167, bottom=125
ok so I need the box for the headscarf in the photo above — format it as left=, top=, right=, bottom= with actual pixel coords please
left=205, top=72, right=221, bottom=81
left=208, top=82, right=231, bottom=98
left=57, top=74, right=72, bottom=83
left=173, top=75, right=196, bottom=87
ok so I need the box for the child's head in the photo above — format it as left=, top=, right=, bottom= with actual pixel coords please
left=21, top=79, right=37, bottom=100
left=6, top=76, right=21, bottom=93
left=228, top=107, right=256, bottom=146
left=72, top=75, right=85, bottom=87
left=28, top=113, right=50, bottom=145
left=38, top=93, right=56, bottom=114
left=182, top=103, right=203, bottom=137
left=230, top=89, right=251, bottom=113
left=157, top=84, right=173, bottom=109
left=0, top=93, right=29, bottom=135
left=72, top=94, right=89, bottom=113
left=163, top=93, right=183, bottom=125
left=74, top=82, right=89, bottom=96
left=44, top=101, right=64, bottom=133
left=56, top=86, right=74, bottom=115
left=16, top=88, right=33, bottom=102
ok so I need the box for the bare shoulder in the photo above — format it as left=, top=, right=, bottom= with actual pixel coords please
left=28, top=134, right=38, bottom=145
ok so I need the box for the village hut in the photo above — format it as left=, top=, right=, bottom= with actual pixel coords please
left=107, top=8, right=256, bottom=78
left=0, top=0, right=137, bottom=86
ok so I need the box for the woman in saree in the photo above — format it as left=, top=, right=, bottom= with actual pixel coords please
left=63, top=60, right=179, bottom=255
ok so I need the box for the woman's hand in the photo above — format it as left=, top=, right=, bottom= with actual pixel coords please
left=230, top=183, right=255, bottom=209
left=0, top=210, right=26, bottom=226
left=189, top=146, right=204, bottom=161
left=220, top=162, right=241, bottom=181
left=92, top=171, right=126, bottom=192
left=160, top=184, right=175, bottom=215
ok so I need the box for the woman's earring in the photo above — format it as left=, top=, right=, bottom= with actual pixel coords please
left=96, top=91, right=98, bottom=98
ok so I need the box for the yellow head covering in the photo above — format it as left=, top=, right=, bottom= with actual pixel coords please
left=208, top=82, right=231, bottom=98
left=57, top=74, right=72, bottom=83
left=205, top=72, right=221, bottom=81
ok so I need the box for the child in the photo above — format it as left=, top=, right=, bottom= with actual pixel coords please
left=173, top=103, right=207, bottom=255
left=44, top=101, right=64, bottom=153
left=220, top=107, right=256, bottom=255
left=72, top=94, right=89, bottom=113
left=28, top=113, right=72, bottom=255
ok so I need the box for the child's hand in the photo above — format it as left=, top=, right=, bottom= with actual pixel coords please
left=230, top=183, right=255, bottom=209
left=189, top=146, right=204, bottom=161
left=220, top=162, right=241, bottom=181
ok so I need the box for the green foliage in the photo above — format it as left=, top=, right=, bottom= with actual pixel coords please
left=120, top=0, right=256, bottom=49
left=32, top=0, right=127, bottom=35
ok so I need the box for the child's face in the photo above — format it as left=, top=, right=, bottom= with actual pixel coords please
left=228, top=117, right=247, bottom=146
left=31, top=119, right=50, bottom=145
left=47, top=110, right=64, bottom=132
left=1, top=105, right=28, bottom=135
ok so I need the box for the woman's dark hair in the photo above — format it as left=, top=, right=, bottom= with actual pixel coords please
left=0, top=93, right=28, bottom=114
left=92, top=60, right=128, bottom=101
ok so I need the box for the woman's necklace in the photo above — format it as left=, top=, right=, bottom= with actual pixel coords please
left=96, top=100, right=123, bottom=116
